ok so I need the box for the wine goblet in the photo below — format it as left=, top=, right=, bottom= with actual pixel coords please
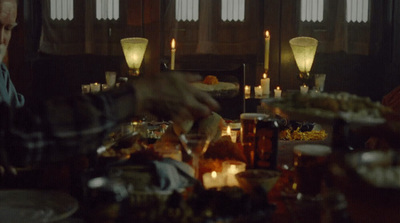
left=179, top=133, right=211, bottom=180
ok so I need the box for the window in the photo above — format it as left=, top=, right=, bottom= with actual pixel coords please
left=300, top=0, right=324, bottom=22
left=96, top=0, right=120, bottom=20
left=221, top=0, right=245, bottom=22
left=42, top=0, right=129, bottom=56
left=346, top=0, right=369, bottom=23
left=50, top=0, right=74, bottom=20
left=175, top=0, right=199, bottom=22
left=175, top=0, right=246, bottom=22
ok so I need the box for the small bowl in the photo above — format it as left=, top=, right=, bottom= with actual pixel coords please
left=235, top=169, right=281, bottom=193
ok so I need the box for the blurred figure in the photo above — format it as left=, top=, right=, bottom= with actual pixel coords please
left=365, top=86, right=400, bottom=150
left=0, top=0, right=219, bottom=173
left=0, top=0, right=24, bottom=108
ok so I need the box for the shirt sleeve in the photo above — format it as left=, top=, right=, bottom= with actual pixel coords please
left=3, top=85, right=138, bottom=166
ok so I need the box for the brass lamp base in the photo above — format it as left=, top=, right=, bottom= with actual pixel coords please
left=298, top=72, right=311, bottom=85
left=129, top=68, right=140, bottom=76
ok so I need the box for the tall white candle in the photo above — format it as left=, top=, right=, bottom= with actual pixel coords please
left=260, top=73, right=270, bottom=95
left=264, top=31, right=270, bottom=71
left=171, top=38, right=176, bottom=70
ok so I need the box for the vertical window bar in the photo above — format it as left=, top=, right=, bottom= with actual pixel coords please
left=357, top=0, right=363, bottom=22
left=311, top=0, right=317, bottom=22
left=56, top=0, right=62, bottom=20
left=234, top=0, right=239, bottom=21
left=114, top=0, right=119, bottom=20
left=317, top=0, right=323, bottom=22
left=300, top=0, right=306, bottom=21
left=362, top=0, right=368, bottom=22
left=182, top=0, right=187, bottom=21
left=108, top=0, right=113, bottom=20
left=221, top=0, right=227, bottom=21
left=227, top=0, right=233, bottom=21
left=62, top=0, right=67, bottom=20
left=96, top=0, right=101, bottom=20
left=187, top=0, right=193, bottom=21
left=346, top=0, right=351, bottom=21
left=50, top=0, right=56, bottom=20
left=306, top=0, right=312, bottom=22
left=176, top=0, right=181, bottom=21
left=238, top=0, right=245, bottom=21
left=68, top=0, right=73, bottom=20
left=351, top=0, right=357, bottom=22
left=193, top=0, right=199, bottom=21
left=102, top=0, right=107, bottom=20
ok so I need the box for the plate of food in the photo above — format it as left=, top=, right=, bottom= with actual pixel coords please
left=0, top=190, right=79, bottom=223
left=191, top=75, right=239, bottom=98
left=261, top=92, right=392, bottom=126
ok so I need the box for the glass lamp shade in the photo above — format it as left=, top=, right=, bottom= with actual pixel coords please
left=120, top=37, right=148, bottom=76
left=289, top=37, right=318, bottom=82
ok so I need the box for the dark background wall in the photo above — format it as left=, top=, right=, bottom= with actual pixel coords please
left=6, top=0, right=400, bottom=105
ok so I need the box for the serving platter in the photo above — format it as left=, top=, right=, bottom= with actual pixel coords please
left=191, top=81, right=240, bottom=98
left=0, top=190, right=78, bottom=223
left=261, top=92, right=389, bottom=126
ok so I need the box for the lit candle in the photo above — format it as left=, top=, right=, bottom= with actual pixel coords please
left=222, top=160, right=246, bottom=187
left=226, top=126, right=237, bottom=143
left=244, top=85, right=251, bottom=96
left=300, top=84, right=309, bottom=94
left=274, top=86, right=282, bottom=98
left=90, top=82, right=101, bottom=93
left=202, top=171, right=225, bottom=189
left=264, top=31, right=270, bottom=71
left=171, top=38, right=176, bottom=70
left=254, top=85, right=262, bottom=97
left=260, top=73, right=270, bottom=95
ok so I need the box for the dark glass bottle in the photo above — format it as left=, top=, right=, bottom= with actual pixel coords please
left=254, top=118, right=279, bottom=170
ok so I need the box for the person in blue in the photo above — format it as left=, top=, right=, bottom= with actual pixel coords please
left=0, top=0, right=24, bottom=109
left=0, top=63, right=25, bottom=108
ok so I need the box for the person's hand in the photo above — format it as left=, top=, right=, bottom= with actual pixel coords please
left=133, top=72, right=220, bottom=126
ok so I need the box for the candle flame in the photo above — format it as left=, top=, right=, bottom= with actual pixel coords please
left=227, top=126, right=231, bottom=135
left=211, top=171, right=217, bottom=178
left=171, top=38, right=176, bottom=49
left=228, top=165, right=238, bottom=174
left=263, top=73, right=267, bottom=79
left=277, top=86, right=280, bottom=90
left=265, top=31, right=270, bottom=38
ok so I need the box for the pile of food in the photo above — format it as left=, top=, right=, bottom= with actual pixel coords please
left=191, top=75, right=239, bottom=98
left=263, top=92, right=393, bottom=124
left=279, top=128, right=328, bottom=141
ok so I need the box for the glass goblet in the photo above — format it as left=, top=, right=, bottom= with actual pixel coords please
left=179, top=133, right=211, bottom=180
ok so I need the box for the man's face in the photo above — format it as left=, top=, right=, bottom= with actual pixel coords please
left=0, top=0, right=17, bottom=63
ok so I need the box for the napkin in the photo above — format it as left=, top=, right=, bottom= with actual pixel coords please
left=151, top=158, right=196, bottom=191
